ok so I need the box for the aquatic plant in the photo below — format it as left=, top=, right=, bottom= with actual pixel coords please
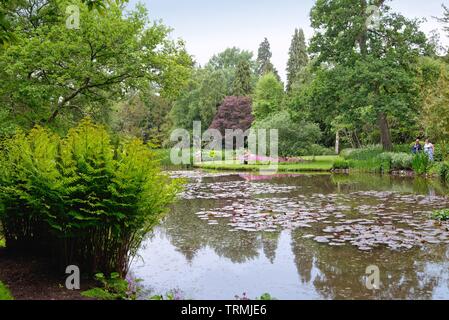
left=177, top=169, right=449, bottom=252
left=412, top=152, right=431, bottom=175
left=431, top=209, right=449, bottom=222
left=439, top=162, right=449, bottom=183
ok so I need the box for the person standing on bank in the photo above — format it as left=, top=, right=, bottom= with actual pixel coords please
left=424, top=139, right=435, bottom=161
left=412, top=139, right=422, bottom=154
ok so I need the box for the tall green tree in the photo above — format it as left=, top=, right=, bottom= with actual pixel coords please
left=232, top=60, right=253, bottom=96
left=0, top=0, right=19, bottom=45
left=252, top=72, right=284, bottom=120
left=286, top=28, right=309, bottom=91
left=170, top=68, right=231, bottom=131
left=0, top=0, right=129, bottom=46
left=206, top=46, right=257, bottom=95
left=113, top=88, right=173, bottom=146
left=207, top=47, right=256, bottom=71
left=308, top=0, right=430, bottom=150
left=256, top=37, right=280, bottom=80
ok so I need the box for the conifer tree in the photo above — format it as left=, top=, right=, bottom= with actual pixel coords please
left=257, top=38, right=280, bottom=80
left=232, top=60, right=253, bottom=96
left=286, top=28, right=309, bottom=91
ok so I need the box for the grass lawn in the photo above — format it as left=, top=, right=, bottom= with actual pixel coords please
left=194, top=155, right=341, bottom=172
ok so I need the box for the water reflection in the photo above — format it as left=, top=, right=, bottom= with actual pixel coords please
left=131, top=172, right=449, bottom=299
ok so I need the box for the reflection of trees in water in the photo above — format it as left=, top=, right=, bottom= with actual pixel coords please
left=290, top=231, right=315, bottom=284
left=291, top=229, right=449, bottom=299
left=331, top=174, right=448, bottom=196
left=261, top=232, right=281, bottom=263
left=279, top=175, right=336, bottom=195
left=162, top=172, right=449, bottom=298
left=163, top=199, right=281, bottom=264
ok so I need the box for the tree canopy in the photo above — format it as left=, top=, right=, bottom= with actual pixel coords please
left=256, top=37, right=280, bottom=81
left=304, top=0, right=431, bottom=150
left=0, top=0, right=192, bottom=133
left=252, top=72, right=284, bottom=121
left=286, top=28, right=309, bottom=91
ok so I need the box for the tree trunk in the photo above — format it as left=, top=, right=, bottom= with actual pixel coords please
left=352, top=131, right=362, bottom=148
left=335, top=131, right=340, bottom=154
left=378, top=112, right=393, bottom=151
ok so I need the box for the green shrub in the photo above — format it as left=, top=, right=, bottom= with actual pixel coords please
left=0, top=281, right=13, bottom=300
left=150, top=290, right=183, bottom=300
left=82, top=273, right=141, bottom=300
left=347, top=158, right=383, bottom=173
left=412, top=152, right=431, bottom=175
left=434, top=143, right=449, bottom=162
left=377, top=152, right=392, bottom=172
left=257, top=293, right=276, bottom=300
left=388, top=153, right=413, bottom=170
left=253, top=111, right=322, bottom=157
left=431, top=209, right=449, bottom=221
left=343, top=148, right=414, bottom=173
left=341, top=145, right=383, bottom=161
left=393, top=144, right=413, bottom=153
left=0, top=119, right=182, bottom=275
left=439, top=162, right=449, bottom=183
left=306, top=144, right=336, bottom=156
left=333, top=159, right=350, bottom=170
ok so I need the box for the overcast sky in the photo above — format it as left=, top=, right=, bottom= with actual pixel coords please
left=127, top=0, right=449, bottom=82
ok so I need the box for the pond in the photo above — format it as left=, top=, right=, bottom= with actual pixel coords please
left=130, top=171, right=449, bottom=300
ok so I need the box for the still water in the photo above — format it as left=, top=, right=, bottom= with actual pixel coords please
left=131, top=171, right=449, bottom=300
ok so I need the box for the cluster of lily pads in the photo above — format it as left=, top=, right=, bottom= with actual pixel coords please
left=173, top=171, right=449, bottom=252
left=180, top=180, right=298, bottom=200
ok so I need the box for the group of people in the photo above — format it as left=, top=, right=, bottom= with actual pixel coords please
left=412, top=138, right=435, bottom=161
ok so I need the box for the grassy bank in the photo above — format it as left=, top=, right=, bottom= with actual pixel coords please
left=194, top=156, right=340, bottom=172
left=156, top=146, right=449, bottom=182
left=337, top=145, right=449, bottom=179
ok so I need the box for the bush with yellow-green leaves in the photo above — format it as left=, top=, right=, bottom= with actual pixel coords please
left=0, top=119, right=182, bottom=276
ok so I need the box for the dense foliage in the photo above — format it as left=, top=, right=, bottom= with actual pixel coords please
left=286, top=28, right=309, bottom=91
left=253, top=111, right=322, bottom=157
left=431, top=209, right=449, bottom=222
left=0, top=0, right=192, bottom=134
left=0, top=119, right=181, bottom=275
left=0, top=281, right=13, bottom=300
left=291, top=0, right=434, bottom=151
left=420, top=58, right=449, bottom=142
left=82, top=272, right=141, bottom=300
left=252, top=73, right=284, bottom=120
left=440, top=162, right=449, bottom=183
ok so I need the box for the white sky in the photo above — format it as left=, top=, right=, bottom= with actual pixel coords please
left=128, top=0, right=449, bottom=82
